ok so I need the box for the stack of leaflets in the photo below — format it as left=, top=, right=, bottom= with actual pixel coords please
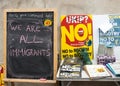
left=57, top=57, right=83, bottom=79
left=106, top=62, right=120, bottom=76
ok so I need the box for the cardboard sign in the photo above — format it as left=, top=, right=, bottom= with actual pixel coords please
left=61, top=15, right=93, bottom=60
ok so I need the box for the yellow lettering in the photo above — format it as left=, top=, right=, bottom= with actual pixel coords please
left=61, top=23, right=91, bottom=43
left=87, top=23, right=92, bottom=35
left=61, top=25, right=74, bottom=42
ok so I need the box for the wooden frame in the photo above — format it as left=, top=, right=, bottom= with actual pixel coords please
left=3, top=9, right=57, bottom=84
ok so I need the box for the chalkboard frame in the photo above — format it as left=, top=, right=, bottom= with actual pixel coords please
left=3, top=9, right=57, bottom=83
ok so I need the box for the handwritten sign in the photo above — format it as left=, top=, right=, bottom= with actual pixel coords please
left=4, top=9, right=57, bottom=81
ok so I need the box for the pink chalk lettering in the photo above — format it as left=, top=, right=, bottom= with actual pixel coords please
left=9, top=23, right=22, bottom=31
left=19, top=35, right=43, bottom=44
left=9, top=48, right=51, bottom=57
left=26, top=25, right=40, bottom=32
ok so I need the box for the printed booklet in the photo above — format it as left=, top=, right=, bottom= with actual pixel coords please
left=106, top=62, right=120, bottom=76
left=84, top=65, right=111, bottom=79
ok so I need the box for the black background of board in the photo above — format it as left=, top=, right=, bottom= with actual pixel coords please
left=6, top=12, right=54, bottom=79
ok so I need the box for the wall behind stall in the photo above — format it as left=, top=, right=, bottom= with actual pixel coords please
left=0, top=0, right=120, bottom=86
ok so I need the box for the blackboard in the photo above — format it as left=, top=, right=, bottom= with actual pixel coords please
left=4, top=9, right=57, bottom=82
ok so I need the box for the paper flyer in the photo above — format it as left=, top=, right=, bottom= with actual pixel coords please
left=95, top=15, right=120, bottom=47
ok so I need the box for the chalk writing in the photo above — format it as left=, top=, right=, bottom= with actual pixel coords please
left=19, top=35, right=43, bottom=44
left=9, top=48, right=50, bottom=57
